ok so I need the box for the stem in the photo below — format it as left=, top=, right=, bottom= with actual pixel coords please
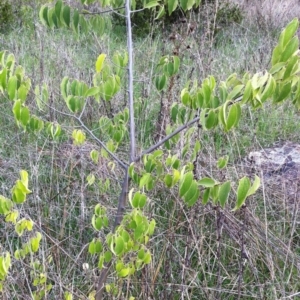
left=237, top=205, right=247, bottom=300
left=95, top=171, right=129, bottom=300
left=96, top=0, right=135, bottom=297
left=126, top=0, right=135, bottom=163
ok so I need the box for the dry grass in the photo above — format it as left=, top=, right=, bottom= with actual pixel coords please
left=231, top=0, right=300, bottom=28
left=1, top=3, right=300, bottom=299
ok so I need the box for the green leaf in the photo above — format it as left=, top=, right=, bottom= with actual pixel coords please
left=279, top=18, right=299, bottom=49
left=15, top=180, right=31, bottom=195
left=144, top=1, right=159, bottom=8
left=39, top=5, right=49, bottom=27
left=273, top=82, right=292, bottom=103
left=62, top=5, right=71, bottom=27
left=61, top=76, right=69, bottom=100
left=20, top=107, right=30, bottom=128
left=139, top=173, right=151, bottom=189
left=271, top=45, right=281, bottom=66
left=92, top=215, right=103, bottom=231
left=247, top=175, right=260, bottom=197
left=234, top=176, right=250, bottom=211
left=210, top=185, right=220, bottom=204
left=5, top=210, right=18, bottom=224
left=227, top=84, right=244, bottom=101
left=260, top=75, right=276, bottom=103
left=55, top=0, right=63, bottom=18
left=202, top=188, right=210, bottom=204
left=164, top=174, right=173, bottom=188
left=20, top=170, right=29, bottom=188
left=184, top=182, right=199, bottom=207
left=202, top=84, right=212, bottom=106
left=132, top=192, right=147, bottom=209
left=155, top=74, right=167, bottom=91
left=72, top=10, right=80, bottom=33
left=12, top=99, right=21, bottom=121
left=90, top=149, right=99, bottom=164
left=219, top=101, right=229, bottom=127
left=101, top=77, right=117, bottom=101
left=217, top=156, right=229, bottom=169
left=104, top=251, right=112, bottom=263
left=89, top=239, right=102, bottom=254
left=168, top=0, right=178, bottom=15
left=118, top=268, right=130, bottom=278
left=114, top=236, right=125, bottom=256
left=143, top=251, right=151, bottom=264
left=173, top=56, right=180, bottom=74
left=96, top=54, right=106, bottom=73
left=280, top=37, right=299, bottom=62
left=0, top=196, right=13, bottom=215
left=72, top=129, right=86, bottom=145
left=181, top=89, right=191, bottom=106
left=47, top=123, right=61, bottom=140
left=179, top=172, right=193, bottom=197
left=219, top=181, right=231, bottom=208
left=155, top=6, right=165, bottom=19
left=226, top=103, right=241, bottom=131
left=218, top=85, right=227, bottom=103
left=85, top=87, right=99, bottom=97
left=7, top=75, right=17, bottom=100
left=87, top=174, right=95, bottom=186
left=30, top=232, right=42, bottom=252
left=205, top=109, right=217, bottom=129
left=269, top=62, right=286, bottom=75
left=0, top=68, right=7, bottom=90
left=17, top=84, right=29, bottom=102
left=180, top=0, right=194, bottom=11
left=12, top=188, right=26, bottom=204
left=194, top=140, right=201, bottom=152
left=79, top=15, right=88, bottom=34
left=241, top=80, right=252, bottom=103
left=198, top=177, right=216, bottom=188
left=47, top=7, right=55, bottom=28
left=283, top=56, right=298, bottom=80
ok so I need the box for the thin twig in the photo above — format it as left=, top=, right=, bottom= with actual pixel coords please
left=81, top=6, right=125, bottom=15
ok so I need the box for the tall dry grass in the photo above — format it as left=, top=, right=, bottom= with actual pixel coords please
left=231, top=0, right=300, bottom=28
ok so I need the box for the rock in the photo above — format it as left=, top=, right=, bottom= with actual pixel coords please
left=245, top=141, right=300, bottom=209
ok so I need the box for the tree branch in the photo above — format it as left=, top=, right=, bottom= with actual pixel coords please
left=134, top=95, right=244, bottom=162
left=135, top=115, right=200, bottom=162
left=81, top=6, right=125, bottom=15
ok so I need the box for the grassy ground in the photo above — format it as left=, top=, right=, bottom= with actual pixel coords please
left=0, top=2, right=300, bottom=299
